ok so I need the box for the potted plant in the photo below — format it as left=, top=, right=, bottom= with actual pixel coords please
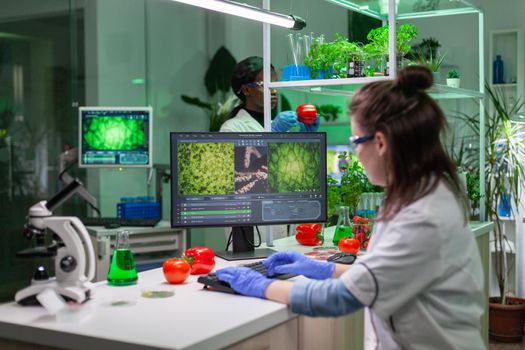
left=460, top=83, right=525, bottom=342
left=364, top=23, right=417, bottom=74
left=446, top=69, right=460, bottom=88
left=412, top=47, right=446, bottom=83
left=327, top=152, right=379, bottom=225
left=181, top=46, right=239, bottom=131
left=304, top=34, right=366, bottom=79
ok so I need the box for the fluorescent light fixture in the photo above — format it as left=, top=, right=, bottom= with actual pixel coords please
left=172, top=0, right=306, bottom=30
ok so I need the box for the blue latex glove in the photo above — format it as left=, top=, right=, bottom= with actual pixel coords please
left=215, top=267, right=273, bottom=298
left=263, top=251, right=335, bottom=280
left=271, top=111, right=299, bottom=132
left=298, top=116, right=321, bottom=132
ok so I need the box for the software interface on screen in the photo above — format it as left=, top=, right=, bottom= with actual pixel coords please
left=170, top=132, right=327, bottom=228
left=79, top=107, right=152, bottom=168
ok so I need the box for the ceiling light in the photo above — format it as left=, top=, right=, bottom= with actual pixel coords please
left=171, top=0, right=306, bottom=30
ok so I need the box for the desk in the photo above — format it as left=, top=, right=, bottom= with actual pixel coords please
left=87, top=221, right=186, bottom=282
left=0, top=222, right=492, bottom=350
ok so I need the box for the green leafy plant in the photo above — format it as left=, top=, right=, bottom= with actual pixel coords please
left=413, top=47, right=446, bottom=72
left=408, top=36, right=441, bottom=61
left=327, top=152, right=381, bottom=221
left=364, top=23, right=417, bottom=57
left=181, top=46, right=239, bottom=131
left=304, top=33, right=365, bottom=79
left=459, top=83, right=525, bottom=303
left=315, top=104, right=342, bottom=122
left=447, top=69, right=460, bottom=79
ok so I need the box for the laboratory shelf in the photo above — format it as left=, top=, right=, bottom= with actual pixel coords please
left=270, top=78, right=483, bottom=100
left=324, top=0, right=480, bottom=20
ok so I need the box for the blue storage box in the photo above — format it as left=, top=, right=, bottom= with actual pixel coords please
left=117, top=196, right=161, bottom=219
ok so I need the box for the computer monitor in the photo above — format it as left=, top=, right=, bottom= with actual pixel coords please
left=78, top=106, right=153, bottom=168
left=170, top=132, right=327, bottom=260
left=327, top=145, right=351, bottom=181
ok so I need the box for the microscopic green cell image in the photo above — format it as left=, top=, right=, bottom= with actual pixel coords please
left=178, top=142, right=235, bottom=195
left=268, top=142, right=321, bottom=193
left=84, top=117, right=145, bottom=150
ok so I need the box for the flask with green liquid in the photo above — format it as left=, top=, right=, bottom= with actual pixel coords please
left=107, top=230, right=138, bottom=286
left=333, top=206, right=353, bottom=245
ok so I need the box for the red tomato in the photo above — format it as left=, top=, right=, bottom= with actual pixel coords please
left=338, top=237, right=360, bottom=254
left=184, top=246, right=215, bottom=275
left=162, top=258, right=191, bottom=284
left=296, top=104, right=317, bottom=124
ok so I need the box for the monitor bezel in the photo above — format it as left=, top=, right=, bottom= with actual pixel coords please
left=169, top=131, right=327, bottom=229
left=78, top=106, right=153, bottom=168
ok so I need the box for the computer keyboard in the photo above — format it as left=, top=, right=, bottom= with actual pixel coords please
left=79, top=217, right=160, bottom=227
left=197, top=260, right=297, bottom=294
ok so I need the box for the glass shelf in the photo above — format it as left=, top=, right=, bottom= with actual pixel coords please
left=324, top=0, right=480, bottom=20
left=269, top=78, right=483, bottom=100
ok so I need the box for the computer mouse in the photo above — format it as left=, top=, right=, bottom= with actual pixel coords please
left=327, top=252, right=357, bottom=265
left=105, top=223, right=121, bottom=229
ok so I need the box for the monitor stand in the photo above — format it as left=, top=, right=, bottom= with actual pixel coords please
left=215, top=226, right=276, bottom=261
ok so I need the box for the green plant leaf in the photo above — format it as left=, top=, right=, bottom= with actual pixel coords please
left=204, top=46, right=237, bottom=96
left=180, top=95, right=212, bottom=110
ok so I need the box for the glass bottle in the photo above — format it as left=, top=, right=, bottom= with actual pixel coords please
left=107, top=230, right=138, bottom=286
left=333, top=206, right=353, bottom=245
left=493, top=55, right=504, bottom=84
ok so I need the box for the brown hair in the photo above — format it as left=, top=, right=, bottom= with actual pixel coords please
left=349, top=66, right=468, bottom=221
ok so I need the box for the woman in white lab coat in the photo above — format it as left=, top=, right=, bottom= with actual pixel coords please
left=216, top=66, right=484, bottom=349
left=220, top=56, right=318, bottom=133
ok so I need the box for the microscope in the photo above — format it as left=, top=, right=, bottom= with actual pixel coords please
left=15, top=179, right=96, bottom=305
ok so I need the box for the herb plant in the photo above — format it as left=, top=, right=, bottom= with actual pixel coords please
left=447, top=69, right=460, bottom=79
left=365, top=23, right=417, bottom=57
left=304, top=33, right=365, bottom=79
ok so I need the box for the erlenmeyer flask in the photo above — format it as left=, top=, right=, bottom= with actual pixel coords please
left=107, top=230, right=138, bottom=286
left=333, top=206, right=352, bottom=245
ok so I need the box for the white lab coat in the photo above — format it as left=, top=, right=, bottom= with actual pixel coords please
left=220, top=108, right=288, bottom=240
left=341, top=180, right=484, bottom=349
left=220, top=108, right=265, bottom=132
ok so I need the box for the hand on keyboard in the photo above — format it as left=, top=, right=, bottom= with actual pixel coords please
left=215, top=267, right=273, bottom=299
left=263, top=251, right=335, bottom=280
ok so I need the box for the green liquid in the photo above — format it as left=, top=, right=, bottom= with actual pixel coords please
left=333, top=226, right=353, bottom=245
left=107, top=249, right=138, bottom=286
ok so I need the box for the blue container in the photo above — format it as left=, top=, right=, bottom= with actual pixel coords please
left=281, top=65, right=311, bottom=81
left=498, top=192, right=511, bottom=217
left=493, top=55, right=504, bottom=84
left=117, top=196, right=160, bottom=219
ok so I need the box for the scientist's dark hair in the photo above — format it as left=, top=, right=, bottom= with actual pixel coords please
left=229, top=56, right=275, bottom=117
left=349, top=65, right=468, bottom=222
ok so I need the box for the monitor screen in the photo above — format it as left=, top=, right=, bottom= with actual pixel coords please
left=78, top=106, right=153, bottom=168
left=327, top=145, right=351, bottom=181
left=170, top=132, right=327, bottom=260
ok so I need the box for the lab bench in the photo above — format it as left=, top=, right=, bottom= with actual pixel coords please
left=0, top=222, right=491, bottom=350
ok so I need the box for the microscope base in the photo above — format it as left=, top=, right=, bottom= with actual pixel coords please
left=15, top=278, right=93, bottom=306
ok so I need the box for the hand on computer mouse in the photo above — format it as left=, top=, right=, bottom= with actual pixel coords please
left=327, top=253, right=356, bottom=265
